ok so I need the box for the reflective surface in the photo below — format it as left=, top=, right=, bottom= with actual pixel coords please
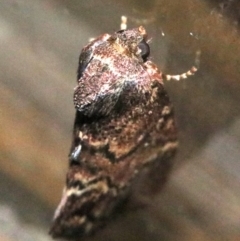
left=0, top=0, right=240, bottom=240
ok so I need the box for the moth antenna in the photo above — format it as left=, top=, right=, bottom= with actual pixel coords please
left=164, top=50, right=201, bottom=81
left=120, top=16, right=127, bottom=30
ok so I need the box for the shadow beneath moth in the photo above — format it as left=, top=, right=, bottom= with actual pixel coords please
left=50, top=25, right=197, bottom=239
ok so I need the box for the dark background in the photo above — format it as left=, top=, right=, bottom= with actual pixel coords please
left=0, top=0, right=240, bottom=240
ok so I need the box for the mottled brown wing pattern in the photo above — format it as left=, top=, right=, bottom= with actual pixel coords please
left=50, top=26, right=179, bottom=239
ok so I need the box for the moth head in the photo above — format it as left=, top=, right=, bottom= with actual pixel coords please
left=113, top=26, right=150, bottom=62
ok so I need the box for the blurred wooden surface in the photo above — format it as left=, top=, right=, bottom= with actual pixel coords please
left=0, top=0, right=240, bottom=240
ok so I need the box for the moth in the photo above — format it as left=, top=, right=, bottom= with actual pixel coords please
left=50, top=18, right=198, bottom=239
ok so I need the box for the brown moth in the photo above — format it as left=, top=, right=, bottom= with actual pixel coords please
left=50, top=17, right=198, bottom=239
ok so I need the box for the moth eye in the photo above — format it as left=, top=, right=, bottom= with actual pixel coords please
left=138, top=39, right=150, bottom=62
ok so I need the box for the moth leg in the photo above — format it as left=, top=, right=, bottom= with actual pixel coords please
left=164, top=50, right=201, bottom=81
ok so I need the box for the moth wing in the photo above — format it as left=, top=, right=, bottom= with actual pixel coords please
left=74, top=71, right=125, bottom=117
left=50, top=81, right=178, bottom=239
